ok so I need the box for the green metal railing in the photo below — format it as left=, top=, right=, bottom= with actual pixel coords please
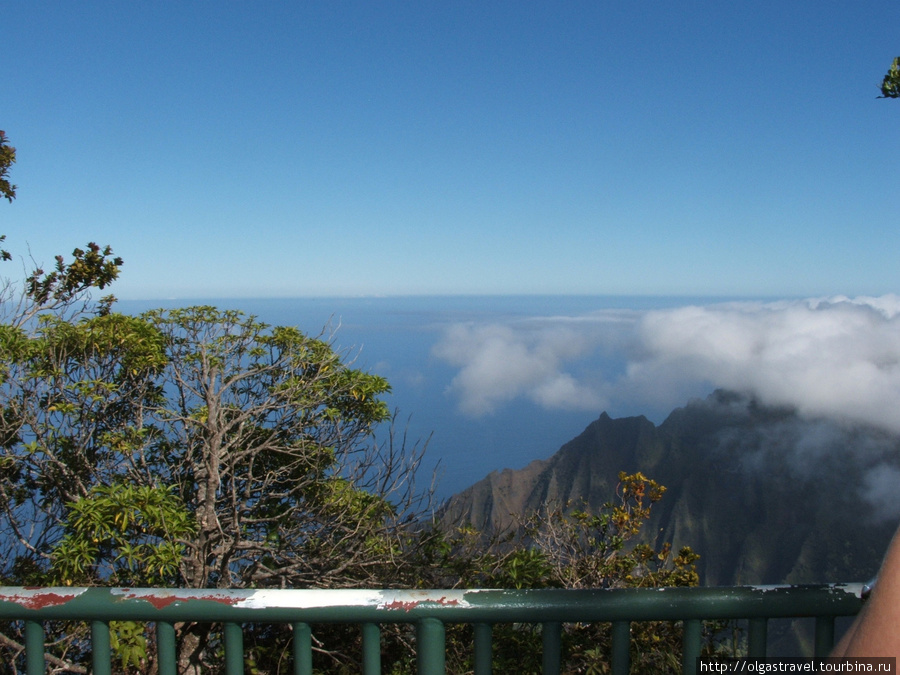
left=0, top=584, right=866, bottom=675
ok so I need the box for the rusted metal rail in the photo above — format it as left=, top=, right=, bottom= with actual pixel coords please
left=0, top=584, right=866, bottom=675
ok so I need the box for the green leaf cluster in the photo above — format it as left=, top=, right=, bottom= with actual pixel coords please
left=52, top=483, right=195, bottom=586
left=880, top=57, right=900, bottom=99
left=0, top=130, right=15, bottom=203
left=109, top=620, right=149, bottom=671
left=25, top=243, right=124, bottom=317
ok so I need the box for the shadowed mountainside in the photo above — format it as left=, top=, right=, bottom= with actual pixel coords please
left=437, top=390, right=900, bottom=586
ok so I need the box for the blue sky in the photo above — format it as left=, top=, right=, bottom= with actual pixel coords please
left=2, top=1, right=899, bottom=299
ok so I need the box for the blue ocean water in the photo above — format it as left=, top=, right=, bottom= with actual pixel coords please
left=117, top=296, right=729, bottom=499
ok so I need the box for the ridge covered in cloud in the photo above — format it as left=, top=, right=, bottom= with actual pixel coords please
left=432, top=295, right=900, bottom=433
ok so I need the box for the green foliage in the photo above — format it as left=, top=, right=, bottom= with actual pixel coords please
left=0, top=311, right=168, bottom=581
left=1, top=300, right=425, bottom=673
left=52, top=483, right=195, bottom=586
left=880, top=57, right=900, bottom=99
left=50, top=481, right=192, bottom=673
left=137, top=306, right=399, bottom=594
left=0, top=130, right=15, bottom=204
left=109, top=620, right=149, bottom=671
left=494, top=547, right=555, bottom=589
left=406, top=472, right=704, bottom=675
left=25, top=242, right=124, bottom=317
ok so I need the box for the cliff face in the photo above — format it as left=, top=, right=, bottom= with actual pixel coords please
left=437, top=391, right=900, bottom=586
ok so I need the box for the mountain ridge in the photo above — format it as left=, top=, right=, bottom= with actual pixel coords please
left=437, top=390, right=900, bottom=586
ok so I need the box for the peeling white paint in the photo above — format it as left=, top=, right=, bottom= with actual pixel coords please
left=110, top=588, right=475, bottom=610
left=747, top=585, right=790, bottom=592
left=744, top=583, right=864, bottom=597
left=239, top=589, right=473, bottom=610
left=237, top=589, right=385, bottom=609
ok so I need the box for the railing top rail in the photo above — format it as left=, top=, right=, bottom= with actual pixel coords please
left=0, top=584, right=866, bottom=624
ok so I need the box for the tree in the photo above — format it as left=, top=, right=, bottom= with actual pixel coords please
left=879, top=57, right=900, bottom=99
left=0, top=136, right=430, bottom=671
left=0, top=130, right=16, bottom=266
left=0, top=303, right=430, bottom=673
left=0, top=131, right=132, bottom=592
left=134, top=306, right=423, bottom=591
left=0, top=312, right=169, bottom=582
left=0, top=131, right=15, bottom=204
left=0, top=131, right=122, bottom=321
left=0, top=236, right=139, bottom=670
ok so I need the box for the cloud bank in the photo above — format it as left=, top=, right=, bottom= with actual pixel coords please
left=431, top=322, right=606, bottom=416
left=432, top=295, right=900, bottom=433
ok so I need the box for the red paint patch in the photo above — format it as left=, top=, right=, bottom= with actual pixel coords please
left=1, top=591, right=79, bottom=610
left=119, top=591, right=243, bottom=610
left=133, top=595, right=182, bottom=610
left=382, top=596, right=461, bottom=611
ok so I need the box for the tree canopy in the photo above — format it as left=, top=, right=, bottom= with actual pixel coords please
left=0, top=303, right=429, bottom=672
left=880, top=57, right=900, bottom=98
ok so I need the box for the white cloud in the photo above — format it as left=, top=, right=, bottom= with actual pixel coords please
left=432, top=295, right=900, bottom=433
left=431, top=322, right=605, bottom=416
left=632, top=296, right=900, bottom=431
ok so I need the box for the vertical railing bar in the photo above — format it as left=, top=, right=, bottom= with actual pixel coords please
left=473, top=622, right=493, bottom=675
left=293, top=622, right=313, bottom=675
left=24, top=620, right=44, bottom=675
left=747, top=617, right=768, bottom=657
left=361, top=622, right=381, bottom=675
left=91, top=620, right=112, bottom=675
left=682, top=619, right=702, bottom=675
left=223, top=622, right=243, bottom=675
left=156, top=621, right=178, bottom=675
left=814, top=616, right=836, bottom=657
left=416, top=617, right=445, bottom=675
left=610, top=620, right=630, bottom=675
left=542, top=621, right=562, bottom=675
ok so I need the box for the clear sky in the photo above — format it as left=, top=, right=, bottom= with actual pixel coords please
left=3, top=2, right=899, bottom=299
